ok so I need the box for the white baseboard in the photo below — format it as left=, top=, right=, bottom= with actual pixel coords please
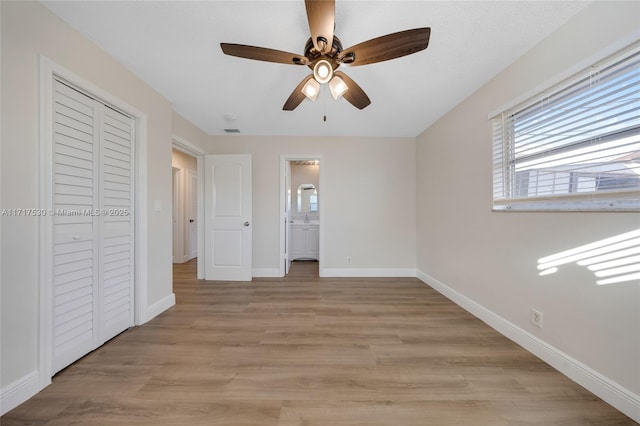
left=252, top=268, right=281, bottom=278
left=321, top=268, right=417, bottom=278
left=142, top=293, right=175, bottom=324
left=0, top=370, right=40, bottom=416
left=416, top=270, right=640, bottom=423
left=252, top=267, right=418, bottom=278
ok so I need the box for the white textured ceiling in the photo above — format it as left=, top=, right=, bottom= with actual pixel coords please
left=43, top=1, right=590, bottom=138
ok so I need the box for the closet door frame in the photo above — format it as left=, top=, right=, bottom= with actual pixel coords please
left=38, top=56, right=149, bottom=388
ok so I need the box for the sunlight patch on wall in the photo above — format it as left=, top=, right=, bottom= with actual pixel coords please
left=537, top=229, right=640, bottom=285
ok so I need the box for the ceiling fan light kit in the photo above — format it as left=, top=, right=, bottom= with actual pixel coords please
left=313, top=59, right=333, bottom=84
left=220, top=0, right=431, bottom=111
left=301, top=78, right=320, bottom=101
left=329, top=75, right=348, bottom=100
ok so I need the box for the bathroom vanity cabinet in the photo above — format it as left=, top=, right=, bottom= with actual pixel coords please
left=290, top=223, right=319, bottom=260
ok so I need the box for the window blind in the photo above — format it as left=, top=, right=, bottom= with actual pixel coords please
left=492, top=43, right=640, bottom=210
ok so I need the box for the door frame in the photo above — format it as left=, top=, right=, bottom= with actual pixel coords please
left=279, top=154, right=323, bottom=277
left=172, top=167, right=183, bottom=263
left=38, top=56, right=148, bottom=388
left=186, top=168, right=198, bottom=260
left=172, top=136, right=205, bottom=278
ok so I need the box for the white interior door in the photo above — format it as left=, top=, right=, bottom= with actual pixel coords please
left=204, top=154, right=252, bottom=281
left=187, top=169, right=198, bottom=260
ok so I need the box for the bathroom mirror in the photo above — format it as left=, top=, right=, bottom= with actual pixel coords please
left=297, top=184, right=318, bottom=213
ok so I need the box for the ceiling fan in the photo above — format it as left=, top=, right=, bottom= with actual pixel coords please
left=220, top=0, right=431, bottom=111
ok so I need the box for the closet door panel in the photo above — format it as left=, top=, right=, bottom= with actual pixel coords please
left=52, top=81, right=98, bottom=374
left=99, top=108, right=134, bottom=341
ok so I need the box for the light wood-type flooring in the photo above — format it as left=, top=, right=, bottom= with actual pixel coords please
left=3, top=259, right=637, bottom=425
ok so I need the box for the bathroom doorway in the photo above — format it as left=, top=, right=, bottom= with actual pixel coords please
left=280, top=155, right=322, bottom=277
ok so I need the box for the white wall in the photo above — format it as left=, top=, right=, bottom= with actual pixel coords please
left=205, top=136, right=417, bottom=276
left=173, top=111, right=210, bottom=152
left=416, top=1, right=640, bottom=419
left=0, top=0, right=201, bottom=408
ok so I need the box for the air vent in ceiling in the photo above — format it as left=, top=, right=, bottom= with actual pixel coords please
left=224, top=128, right=240, bottom=133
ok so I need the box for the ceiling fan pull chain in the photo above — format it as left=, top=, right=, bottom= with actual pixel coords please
left=323, top=84, right=327, bottom=122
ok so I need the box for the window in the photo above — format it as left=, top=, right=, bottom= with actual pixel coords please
left=492, top=43, right=640, bottom=211
left=309, top=194, right=318, bottom=212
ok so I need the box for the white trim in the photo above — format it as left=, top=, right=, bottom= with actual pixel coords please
left=196, top=155, right=204, bottom=280
left=279, top=155, right=324, bottom=278
left=135, top=117, right=149, bottom=326
left=488, top=36, right=640, bottom=119
left=252, top=268, right=281, bottom=278
left=416, top=270, right=640, bottom=423
left=38, top=56, right=54, bottom=390
left=172, top=135, right=205, bottom=279
left=0, top=371, right=40, bottom=416
left=142, top=293, right=176, bottom=323
left=38, top=55, right=149, bottom=383
left=321, top=268, right=417, bottom=278
left=172, top=135, right=206, bottom=156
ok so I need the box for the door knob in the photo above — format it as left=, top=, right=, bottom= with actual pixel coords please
left=243, top=221, right=250, bottom=227
left=189, top=219, right=194, bottom=223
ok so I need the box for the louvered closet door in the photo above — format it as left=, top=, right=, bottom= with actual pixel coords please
left=99, top=107, right=134, bottom=342
left=51, top=80, right=134, bottom=374
left=52, top=81, right=100, bottom=373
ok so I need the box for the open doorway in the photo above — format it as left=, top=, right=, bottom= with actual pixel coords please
left=280, top=155, right=322, bottom=277
left=172, top=137, right=205, bottom=279
left=172, top=148, right=198, bottom=264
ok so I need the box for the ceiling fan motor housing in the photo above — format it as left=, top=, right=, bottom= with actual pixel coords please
left=304, top=36, right=346, bottom=68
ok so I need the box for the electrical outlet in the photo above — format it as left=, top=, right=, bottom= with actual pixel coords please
left=346, top=257, right=352, bottom=264
left=531, top=308, right=543, bottom=328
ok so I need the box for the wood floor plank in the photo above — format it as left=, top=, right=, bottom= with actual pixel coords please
left=278, top=400, right=507, bottom=426
left=2, top=259, right=636, bottom=425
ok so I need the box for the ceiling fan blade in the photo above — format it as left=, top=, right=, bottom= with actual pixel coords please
left=305, top=0, right=335, bottom=54
left=221, top=43, right=309, bottom=65
left=334, top=71, right=371, bottom=110
left=338, top=28, right=431, bottom=66
left=283, top=75, right=315, bottom=111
